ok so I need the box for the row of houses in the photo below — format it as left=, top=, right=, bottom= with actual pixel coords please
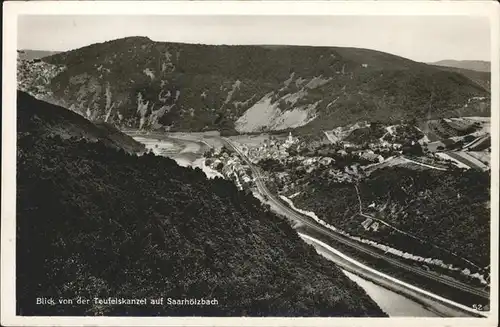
left=206, top=151, right=253, bottom=190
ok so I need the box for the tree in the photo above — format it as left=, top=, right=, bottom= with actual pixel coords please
left=402, top=142, right=423, bottom=156
left=463, top=135, right=476, bottom=144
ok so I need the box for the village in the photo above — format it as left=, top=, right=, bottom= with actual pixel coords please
left=204, top=117, right=490, bottom=194
left=205, top=129, right=406, bottom=190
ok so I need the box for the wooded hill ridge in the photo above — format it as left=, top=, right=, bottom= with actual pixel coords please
left=18, top=37, right=490, bottom=135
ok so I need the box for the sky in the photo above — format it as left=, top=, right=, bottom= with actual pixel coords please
left=17, top=15, right=491, bottom=63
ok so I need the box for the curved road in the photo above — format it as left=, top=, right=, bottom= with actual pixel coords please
left=221, top=137, right=488, bottom=318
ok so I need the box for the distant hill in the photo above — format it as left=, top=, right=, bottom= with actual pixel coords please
left=17, top=49, right=61, bottom=60
left=16, top=105, right=385, bottom=316
left=17, top=37, right=490, bottom=134
left=431, top=60, right=490, bottom=73
left=429, top=65, right=490, bottom=92
left=17, top=91, right=145, bottom=153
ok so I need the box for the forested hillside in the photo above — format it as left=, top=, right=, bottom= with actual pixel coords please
left=429, top=65, right=490, bottom=92
left=16, top=95, right=386, bottom=317
left=288, top=166, right=490, bottom=270
left=359, top=167, right=490, bottom=266
left=18, top=37, right=490, bottom=134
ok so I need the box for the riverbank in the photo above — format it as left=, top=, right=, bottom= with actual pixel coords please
left=129, top=133, right=222, bottom=179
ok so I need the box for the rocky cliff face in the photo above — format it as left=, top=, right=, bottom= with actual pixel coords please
left=18, top=37, right=490, bottom=134
left=17, top=56, right=67, bottom=105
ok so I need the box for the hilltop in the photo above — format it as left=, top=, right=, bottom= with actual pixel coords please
left=18, top=37, right=490, bottom=134
left=16, top=95, right=385, bottom=317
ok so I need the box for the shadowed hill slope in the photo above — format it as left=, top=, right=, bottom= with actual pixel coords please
left=429, top=65, right=490, bottom=92
left=16, top=94, right=386, bottom=317
left=17, top=91, right=144, bottom=153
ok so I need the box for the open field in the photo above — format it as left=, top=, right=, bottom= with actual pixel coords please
left=418, top=117, right=490, bottom=144
left=445, top=151, right=489, bottom=171
left=467, top=151, right=491, bottom=166
left=227, top=133, right=278, bottom=148
left=363, top=157, right=429, bottom=174
left=466, top=135, right=491, bottom=151
left=435, top=152, right=470, bottom=169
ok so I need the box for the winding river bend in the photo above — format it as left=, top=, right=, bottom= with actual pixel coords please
left=308, top=239, right=440, bottom=317
left=130, top=132, right=223, bottom=179
left=129, top=131, right=440, bottom=317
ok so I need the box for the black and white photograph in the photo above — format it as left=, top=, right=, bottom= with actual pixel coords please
left=2, top=1, right=499, bottom=326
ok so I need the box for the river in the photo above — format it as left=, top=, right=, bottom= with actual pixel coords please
left=311, top=243, right=440, bottom=317
left=342, top=270, right=438, bottom=316
left=130, top=132, right=441, bottom=317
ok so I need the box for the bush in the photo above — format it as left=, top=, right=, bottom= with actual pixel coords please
left=463, top=135, right=476, bottom=144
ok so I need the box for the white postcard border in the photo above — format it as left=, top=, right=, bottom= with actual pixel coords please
left=2, top=1, right=499, bottom=326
